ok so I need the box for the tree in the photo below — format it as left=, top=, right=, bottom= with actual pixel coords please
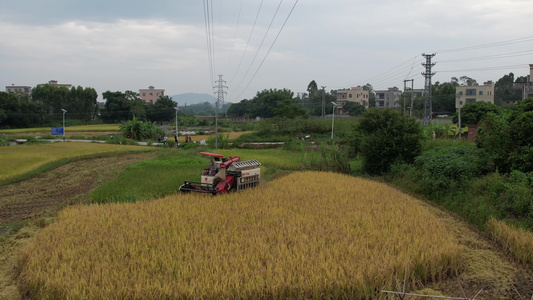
left=146, top=95, right=177, bottom=123
left=363, top=83, right=376, bottom=108
left=357, top=109, right=423, bottom=175
left=101, top=91, right=144, bottom=123
left=273, top=99, right=308, bottom=119
left=494, top=73, right=522, bottom=105
left=432, top=81, right=456, bottom=113
left=307, top=80, right=318, bottom=98
left=451, top=101, right=501, bottom=126
left=476, top=98, right=533, bottom=173
left=249, top=88, right=295, bottom=118
left=343, top=102, right=366, bottom=116
left=459, top=76, right=478, bottom=86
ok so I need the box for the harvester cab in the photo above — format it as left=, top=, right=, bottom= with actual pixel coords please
left=179, top=152, right=261, bottom=195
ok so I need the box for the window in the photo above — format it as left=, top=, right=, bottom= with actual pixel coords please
left=479, top=91, right=483, bottom=95
left=466, top=89, right=476, bottom=96
left=349, top=94, right=352, bottom=98
left=149, top=93, right=153, bottom=96
left=466, top=98, right=476, bottom=103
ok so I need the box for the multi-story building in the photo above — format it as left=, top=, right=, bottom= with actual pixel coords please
left=139, top=86, right=165, bottom=104
left=336, top=86, right=369, bottom=114
left=5, top=84, right=32, bottom=96
left=374, top=87, right=402, bottom=109
left=38, top=80, right=72, bottom=89
left=455, top=81, right=495, bottom=109
left=513, top=64, right=533, bottom=99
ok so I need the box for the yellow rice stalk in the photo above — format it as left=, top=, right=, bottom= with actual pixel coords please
left=18, top=172, right=462, bottom=299
left=486, top=218, right=533, bottom=265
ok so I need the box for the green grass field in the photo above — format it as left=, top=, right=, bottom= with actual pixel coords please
left=90, top=148, right=305, bottom=203
left=0, top=143, right=152, bottom=182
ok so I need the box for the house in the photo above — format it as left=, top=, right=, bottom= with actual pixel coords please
left=139, top=86, right=165, bottom=104
left=455, top=81, right=495, bottom=109
left=5, top=84, right=32, bottom=96
left=375, top=87, right=402, bottom=109
left=336, top=87, right=369, bottom=114
left=38, top=80, right=72, bottom=89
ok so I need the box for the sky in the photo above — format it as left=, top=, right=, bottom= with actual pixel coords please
left=1, top=0, right=532, bottom=103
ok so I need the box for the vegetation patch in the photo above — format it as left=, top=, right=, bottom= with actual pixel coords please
left=18, top=172, right=462, bottom=299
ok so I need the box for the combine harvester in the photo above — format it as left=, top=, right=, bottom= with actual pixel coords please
left=179, top=152, right=261, bottom=195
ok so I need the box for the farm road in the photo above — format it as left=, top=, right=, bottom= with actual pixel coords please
left=0, top=151, right=157, bottom=225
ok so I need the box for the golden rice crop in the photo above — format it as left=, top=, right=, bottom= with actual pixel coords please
left=189, top=131, right=253, bottom=142
left=486, top=218, right=533, bottom=265
left=18, top=172, right=462, bottom=299
left=0, top=143, right=149, bottom=180
left=2, top=124, right=120, bottom=134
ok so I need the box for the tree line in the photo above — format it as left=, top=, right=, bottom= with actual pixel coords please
left=0, top=84, right=98, bottom=128
left=227, top=72, right=528, bottom=119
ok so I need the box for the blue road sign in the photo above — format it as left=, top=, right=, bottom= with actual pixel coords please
left=51, top=127, right=64, bottom=135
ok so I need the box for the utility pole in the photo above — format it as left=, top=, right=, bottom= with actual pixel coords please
left=421, top=53, right=436, bottom=126
left=214, top=75, right=227, bottom=149
left=321, top=86, right=326, bottom=117
left=403, top=79, right=414, bottom=116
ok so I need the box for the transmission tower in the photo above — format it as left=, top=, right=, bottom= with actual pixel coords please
left=214, top=75, right=227, bottom=149
left=321, top=86, right=326, bottom=117
left=403, top=79, right=414, bottom=116
left=421, top=53, right=436, bottom=126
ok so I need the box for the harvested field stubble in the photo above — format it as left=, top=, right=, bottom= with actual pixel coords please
left=0, top=143, right=149, bottom=181
left=18, top=172, right=462, bottom=299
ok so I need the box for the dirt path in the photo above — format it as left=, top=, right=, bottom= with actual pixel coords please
left=413, top=200, right=533, bottom=299
left=0, top=151, right=157, bottom=299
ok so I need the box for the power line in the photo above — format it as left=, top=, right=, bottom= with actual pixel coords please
left=228, top=0, right=265, bottom=84
left=438, top=64, right=529, bottom=73
left=435, top=36, right=533, bottom=53
left=437, top=49, right=533, bottom=63
left=231, top=0, right=299, bottom=101
left=223, top=0, right=244, bottom=76
left=203, top=0, right=215, bottom=85
left=232, top=0, right=284, bottom=93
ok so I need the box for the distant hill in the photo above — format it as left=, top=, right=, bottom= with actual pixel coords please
left=169, top=93, right=217, bottom=106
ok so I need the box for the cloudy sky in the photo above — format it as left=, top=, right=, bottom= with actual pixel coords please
left=1, top=0, right=532, bottom=103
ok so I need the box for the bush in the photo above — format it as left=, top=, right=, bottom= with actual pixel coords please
left=357, top=109, right=423, bottom=175
left=0, top=133, right=9, bottom=146
left=477, top=98, right=533, bottom=173
left=120, top=116, right=164, bottom=141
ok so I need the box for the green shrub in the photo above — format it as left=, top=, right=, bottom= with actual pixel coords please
left=357, top=109, right=423, bottom=175
left=120, top=116, right=164, bottom=141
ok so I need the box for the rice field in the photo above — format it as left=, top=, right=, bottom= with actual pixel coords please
left=0, top=143, right=150, bottom=181
left=18, top=171, right=462, bottom=299
left=1, top=124, right=120, bottom=134
left=486, top=218, right=533, bottom=265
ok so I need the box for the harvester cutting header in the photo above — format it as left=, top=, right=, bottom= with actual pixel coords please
left=179, top=152, right=261, bottom=195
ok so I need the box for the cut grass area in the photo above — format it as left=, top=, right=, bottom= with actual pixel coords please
left=90, top=148, right=305, bottom=203
left=19, top=172, right=462, bottom=299
left=0, top=143, right=153, bottom=184
left=91, top=150, right=208, bottom=203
